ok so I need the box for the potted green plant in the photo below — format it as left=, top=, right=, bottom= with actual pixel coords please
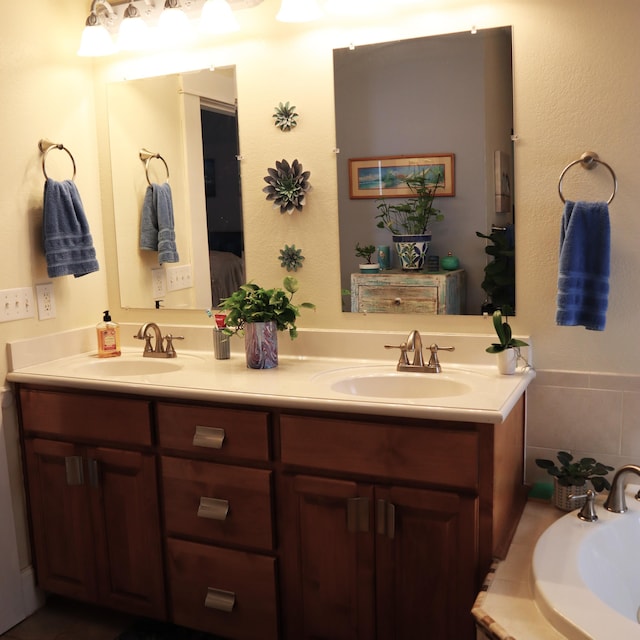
left=535, top=451, right=614, bottom=511
left=485, top=306, right=528, bottom=374
left=218, top=276, right=315, bottom=369
left=355, top=242, right=379, bottom=274
left=476, top=228, right=515, bottom=312
left=375, top=170, right=443, bottom=270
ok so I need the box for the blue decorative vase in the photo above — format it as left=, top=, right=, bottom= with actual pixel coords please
left=392, top=234, right=431, bottom=271
left=244, top=321, right=278, bottom=369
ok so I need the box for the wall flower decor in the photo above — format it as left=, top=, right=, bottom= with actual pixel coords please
left=279, top=244, right=305, bottom=271
left=263, top=158, right=311, bottom=214
left=273, top=101, right=299, bottom=131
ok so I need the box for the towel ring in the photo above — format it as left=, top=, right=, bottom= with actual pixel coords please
left=558, top=151, right=617, bottom=204
left=38, top=139, right=76, bottom=181
left=139, top=149, right=170, bottom=186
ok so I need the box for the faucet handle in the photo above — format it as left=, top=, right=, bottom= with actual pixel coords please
left=385, top=342, right=409, bottom=367
left=569, top=489, right=598, bottom=522
left=164, top=334, right=184, bottom=358
left=426, top=344, right=455, bottom=372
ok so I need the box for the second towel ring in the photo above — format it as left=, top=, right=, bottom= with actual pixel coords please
left=140, top=149, right=170, bottom=186
left=39, top=139, right=77, bottom=181
left=558, top=151, right=617, bottom=204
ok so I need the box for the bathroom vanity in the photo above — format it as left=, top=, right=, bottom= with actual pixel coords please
left=8, top=328, right=533, bottom=640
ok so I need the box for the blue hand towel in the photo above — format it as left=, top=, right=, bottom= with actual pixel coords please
left=140, top=183, right=179, bottom=263
left=556, top=200, right=610, bottom=331
left=43, top=179, right=99, bottom=278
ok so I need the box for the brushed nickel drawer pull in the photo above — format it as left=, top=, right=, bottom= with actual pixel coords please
left=204, top=587, right=236, bottom=612
left=197, top=496, right=229, bottom=521
left=64, top=456, right=84, bottom=486
left=347, top=497, right=369, bottom=533
left=192, top=426, right=225, bottom=449
left=376, top=499, right=396, bottom=539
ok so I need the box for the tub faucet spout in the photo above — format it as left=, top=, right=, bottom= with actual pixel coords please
left=603, top=464, right=640, bottom=513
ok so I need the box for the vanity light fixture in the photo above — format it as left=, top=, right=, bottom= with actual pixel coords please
left=116, top=2, right=150, bottom=51
left=200, top=0, right=239, bottom=34
left=77, top=0, right=117, bottom=56
left=276, top=0, right=322, bottom=23
left=157, top=0, right=192, bottom=45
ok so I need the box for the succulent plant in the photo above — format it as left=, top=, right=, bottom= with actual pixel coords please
left=263, top=158, right=311, bottom=214
left=279, top=244, right=305, bottom=271
left=273, top=101, right=299, bottom=131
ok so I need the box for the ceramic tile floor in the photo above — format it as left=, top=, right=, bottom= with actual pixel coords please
left=0, top=597, right=134, bottom=640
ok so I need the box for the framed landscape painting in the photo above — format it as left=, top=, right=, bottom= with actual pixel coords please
left=348, top=154, right=455, bottom=199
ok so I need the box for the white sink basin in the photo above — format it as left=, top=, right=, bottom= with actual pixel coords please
left=331, top=373, right=471, bottom=399
left=68, top=354, right=201, bottom=377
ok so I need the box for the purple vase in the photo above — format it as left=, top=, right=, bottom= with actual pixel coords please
left=244, top=321, right=278, bottom=369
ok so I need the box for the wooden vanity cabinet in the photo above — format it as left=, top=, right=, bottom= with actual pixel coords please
left=18, top=388, right=165, bottom=619
left=156, top=402, right=279, bottom=640
left=277, top=400, right=526, bottom=640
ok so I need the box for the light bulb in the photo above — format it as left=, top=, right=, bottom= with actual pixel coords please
left=158, top=0, right=193, bottom=45
left=200, top=0, right=239, bottom=35
left=77, top=14, right=116, bottom=57
left=117, top=4, right=150, bottom=51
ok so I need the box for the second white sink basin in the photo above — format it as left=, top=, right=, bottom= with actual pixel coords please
left=331, top=373, right=471, bottom=399
left=67, top=353, right=203, bottom=377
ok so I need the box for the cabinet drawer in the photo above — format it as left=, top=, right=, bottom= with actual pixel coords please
left=157, top=403, right=271, bottom=461
left=162, top=456, right=274, bottom=550
left=280, top=414, right=479, bottom=490
left=19, top=388, right=152, bottom=446
left=167, top=538, right=278, bottom=640
left=356, top=284, right=438, bottom=314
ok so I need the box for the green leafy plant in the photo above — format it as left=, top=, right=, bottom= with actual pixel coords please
left=218, top=277, right=315, bottom=339
left=263, top=158, right=311, bottom=214
left=355, top=243, right=376, bottom=264
left=476, top=229, right=515, bottom=311
left=486, top=306, right=528, bottom=353
left=535, top=451, right=614, bottom=491
left=273, top=101, right=299, bottom=131
left=375, top=170, right=443, bottom=236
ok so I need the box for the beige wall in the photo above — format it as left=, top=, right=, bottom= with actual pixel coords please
left=1, top=0, right=639, bottom=574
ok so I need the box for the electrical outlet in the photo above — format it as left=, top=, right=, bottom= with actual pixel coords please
left=151, top=268, right=166, bottom=299
left=166, top=264, right=193, bottom=292
left=0, top=287, right=36, bottom=323
left=36, top=283, right=56, bottom=320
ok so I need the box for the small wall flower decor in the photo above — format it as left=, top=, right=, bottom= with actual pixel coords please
left=273, top=101, right=298, bottom=131
left=279, top=244, right=305, bottom=271
left=263, top=158, right=311, bottom=214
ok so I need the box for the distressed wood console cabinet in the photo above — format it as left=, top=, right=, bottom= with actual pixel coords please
left=15, top=383, right=526, bottom=640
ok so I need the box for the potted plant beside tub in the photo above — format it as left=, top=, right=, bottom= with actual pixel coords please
left=375, top=170, right=443, bottom=271
left=485, top=307, right=528, bottom=374
left=218, top=276, right=315, bottom=369
left=536, top=451, right=614, bottom=511
left=355, top=243, right=379, bottom=274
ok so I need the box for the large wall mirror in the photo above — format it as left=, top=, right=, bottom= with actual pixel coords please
left=335, top=27, right=514, bottom=315
left=107, top=67, right=244, bottom=310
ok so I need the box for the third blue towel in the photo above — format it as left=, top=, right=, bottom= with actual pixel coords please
left=140, top=182, right=179, bottom=263
left=556, top=200, right=610, bottom=331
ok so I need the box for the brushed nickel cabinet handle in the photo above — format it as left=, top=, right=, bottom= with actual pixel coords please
left=87, top=458, right=99, bottom=488
left=376, top=499, right=396, bottom=539
left=64, top=456, right=84, bottom=486
left=204, top=587, right=236, bottom=612
left=192, top=425, right=225, bottom=449
left=197, top=496, right=229, bottom=521
left=347, top=497, right=369, bottom=533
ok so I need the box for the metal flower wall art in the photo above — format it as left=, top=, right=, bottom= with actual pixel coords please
left=279, top=244, right=305, bottom=271
left=273, top=101, right=299, bottom=131
left=263, top=158, right=311, bottom=214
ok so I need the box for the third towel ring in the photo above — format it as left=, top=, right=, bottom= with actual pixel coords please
left=39, top=139, right=77, bottom=181
left=558, top=151, right=617, bottom=204
left=139, top=148, right=170, bottom=186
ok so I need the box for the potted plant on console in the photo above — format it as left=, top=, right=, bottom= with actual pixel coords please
left=218, top=276, right=315, bottom=369
left=375, top=170, right=443, bottom=270
left=535, top=451, right=614, bottom=511
left=355, top=243, right=379, bottom=274
left=485, top=306, right=528, bottom=374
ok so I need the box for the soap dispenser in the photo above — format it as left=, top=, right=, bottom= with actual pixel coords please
left=96, top=310, right=121, bottom=358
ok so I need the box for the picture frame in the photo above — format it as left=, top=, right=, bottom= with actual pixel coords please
left=348, top=154, right=455, bottom=199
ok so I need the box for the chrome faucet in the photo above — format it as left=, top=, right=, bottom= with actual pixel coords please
left=134, top=322, right=183, bottom=358
left=603, top=464, right=640, bottom=513
left=385, top=330, right=454, bottom=373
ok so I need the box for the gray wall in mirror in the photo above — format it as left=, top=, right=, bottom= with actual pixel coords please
left=334, top=27, right=514, bottom=315
left=107, top=68, right=243, bottom=310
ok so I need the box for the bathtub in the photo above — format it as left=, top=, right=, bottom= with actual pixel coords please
left=532, top=484, right=640, bottom=639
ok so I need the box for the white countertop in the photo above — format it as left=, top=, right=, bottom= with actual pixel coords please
left=6, top=325, right=535, bottom=423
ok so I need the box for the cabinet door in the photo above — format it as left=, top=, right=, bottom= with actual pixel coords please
left=87, top=446, right=166, bottom=619
left=279, top=474, right=375, bottom=640
left=23, top=439, right=98, bottom=603
left=375, top=486, right=478, bottom=640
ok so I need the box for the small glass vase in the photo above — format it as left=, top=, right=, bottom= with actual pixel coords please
left=244, top=321, right=278, bottom=369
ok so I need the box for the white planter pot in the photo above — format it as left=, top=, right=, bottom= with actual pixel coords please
left=497, top=348, right=518, bottom=374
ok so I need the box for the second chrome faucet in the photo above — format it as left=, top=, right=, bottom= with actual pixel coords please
left=385, top=330, right=454, bottom=373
